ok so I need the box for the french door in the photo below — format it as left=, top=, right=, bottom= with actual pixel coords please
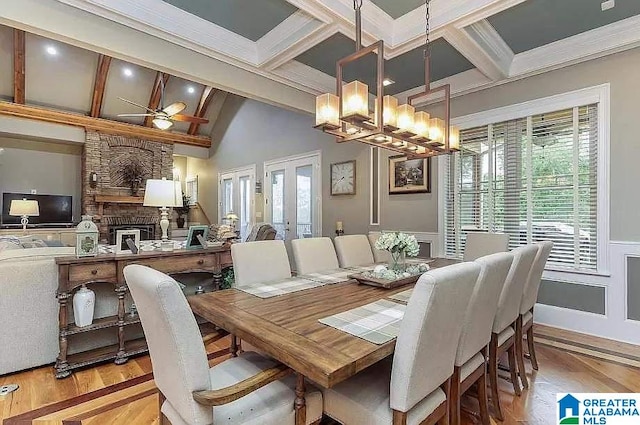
left=218, top=166, right=255, bottom=240
left=264, top=152, right=321, bottom=242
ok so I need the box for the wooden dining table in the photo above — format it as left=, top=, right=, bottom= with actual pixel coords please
left=188, top=258, right=457, bottom=425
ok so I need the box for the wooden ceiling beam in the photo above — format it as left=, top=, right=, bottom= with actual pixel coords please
left=188, top=86, right=216, bottom=135
left=13, top=29, right=25, bottom=104
left=90, top=54, right=112, bottom=117
left=0, top=101, right=211, bottom=148
left=144, top=72, right=170, bottom=127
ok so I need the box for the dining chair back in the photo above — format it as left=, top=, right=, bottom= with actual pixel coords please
left=292, top=237, right=339, bottom=275
left=124, top=265, right=212, bottom=425
left=520, top=241, right=554, bottom=315
left=463, top=232, right=509, bottom=261
left=368, top=232, right=392, bottom=263
left=492, top=245, right=539, bottom=333
left=390, top=262, right=481, bottom=413
left=334, top=235, right=375, bottom=268
left=231, top=240, right=291, bottom=287
left=455, top=252, right=513, bottom=367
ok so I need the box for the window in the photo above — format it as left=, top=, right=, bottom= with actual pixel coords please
left=185, top=176, right=198, bottom=206
left=444, top=97, right=605, bottom=273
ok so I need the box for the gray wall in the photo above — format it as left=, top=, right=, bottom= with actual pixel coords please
left=0, top=138, right=82, bottom=222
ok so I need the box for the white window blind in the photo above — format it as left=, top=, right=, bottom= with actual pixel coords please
left=444, top=104, right=599, bottom=272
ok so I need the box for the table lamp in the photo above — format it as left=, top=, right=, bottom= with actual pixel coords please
left=9, top=199, right=39, bottom=232
left=225, top=212, right=239, bottom=231
left=143, top=178, right=183, bottom=250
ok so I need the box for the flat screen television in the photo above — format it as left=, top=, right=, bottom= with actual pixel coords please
left=1, top=193, right=73, bottom=226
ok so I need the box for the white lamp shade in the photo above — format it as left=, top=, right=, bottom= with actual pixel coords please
left=9, top=199, right=39, bottom=216
left=143, top=178, right=182, bottom=207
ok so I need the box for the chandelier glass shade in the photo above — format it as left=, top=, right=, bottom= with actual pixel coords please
left=314, top=1, right=459, bottom=158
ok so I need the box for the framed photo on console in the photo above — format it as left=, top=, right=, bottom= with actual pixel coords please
left=116, top=229, right=140, bottom=254
left=186, top=225, right=209, bottom=250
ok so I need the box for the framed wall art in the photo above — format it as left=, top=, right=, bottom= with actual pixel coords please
left=389, top=155, right=431, bottom=194
left=115, top=229, right=140, bottom=254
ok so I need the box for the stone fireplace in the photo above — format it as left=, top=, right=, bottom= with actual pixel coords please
left=82, top=131, right=174, bottom=242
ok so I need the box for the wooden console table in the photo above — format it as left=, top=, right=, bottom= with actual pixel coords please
left=54, top=246, right=232, bottom=378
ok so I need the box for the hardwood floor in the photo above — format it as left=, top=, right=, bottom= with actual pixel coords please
left=1, top=326, right=638, bottom=425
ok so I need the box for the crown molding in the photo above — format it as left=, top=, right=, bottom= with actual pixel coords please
left=465, top=20, right=514, bottom=73
left=394, top=69, right=491, bottom=104
left=271, top=61, right=336, bottom=94
left=443, top=27, right=507, bottom=80
left=258, top=11, right=327, bottom=68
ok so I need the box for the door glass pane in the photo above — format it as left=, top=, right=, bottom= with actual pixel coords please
left=271, top=170, right=286, bottom=240
left=222, top=178, right=233, bottom=219
left=239, top=176, right=251, bottom=240
left=296, top=165, right=313, bottom=238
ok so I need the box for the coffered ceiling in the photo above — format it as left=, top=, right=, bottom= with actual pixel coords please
left=7, top=0, right=640, bottom=113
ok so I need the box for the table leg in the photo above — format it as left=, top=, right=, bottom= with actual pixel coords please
left=55, top=292, right=71, bottom=379
left=295, top=373, right=306, bottom=425
left=230, top=334, right=239, bottom=357
left=115, top=285, right=128, bottom=365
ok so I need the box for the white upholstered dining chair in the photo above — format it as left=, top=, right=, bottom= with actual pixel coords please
left=517, top=241, right=553, bottom=376
left=368, top=232, right=392, bottom=263
left=488, top=244, right=538, bottom=420
left=322, top=262, right=481, bottom=425
left=292, top=237, right=340, bottom=275
left=123, top=265, right=323, bottom=425
left=463, top=232, right=510, bottom=261
left=451, top=252, right=513, bottom=425
left=334, top=235, right=375, bottom=268
left=231, top=240, right=291, bottom=287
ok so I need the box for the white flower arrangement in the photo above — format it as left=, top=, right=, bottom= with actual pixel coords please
left=375, top=232, right=420, bottom=257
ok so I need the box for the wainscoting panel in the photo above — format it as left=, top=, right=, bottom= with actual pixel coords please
left=626, top=256, right=640, bottom=321
left=538, top=279, right=606, bottom=314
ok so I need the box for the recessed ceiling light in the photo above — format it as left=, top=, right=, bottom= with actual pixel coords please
left=383, top=78, right=395, bottom=87
left=45, top=46, right=58, bottom=56
left=601, top=0, right=615, bottom=11
left=187, top=86, right=196, bottom=94
left=123, top=68, right=133, bottom=77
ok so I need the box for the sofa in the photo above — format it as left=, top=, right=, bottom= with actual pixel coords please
left=0, top=246, right=76, bottom=375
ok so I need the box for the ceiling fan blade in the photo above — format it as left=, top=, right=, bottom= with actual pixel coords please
left=118, top=97, right=157, bottom=114
left=171, top=114, right=209, bottom=124
left=163, top=101, right=187, bottom=116
left=117, top=113, right=156, bottom=117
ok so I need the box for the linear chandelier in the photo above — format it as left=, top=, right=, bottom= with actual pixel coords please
left=313, top=0, right=459, bottom=158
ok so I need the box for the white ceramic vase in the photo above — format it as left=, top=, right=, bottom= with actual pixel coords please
left=73, top=284, right=95, bottom=327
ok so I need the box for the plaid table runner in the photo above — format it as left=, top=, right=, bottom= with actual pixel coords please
left=301, top=268, right=355, bottom=284
left=239, top=276, right=327, bottom=299
left=319, top=299, right=406, bottom=344
left=388, top=288, right=413, bottom=304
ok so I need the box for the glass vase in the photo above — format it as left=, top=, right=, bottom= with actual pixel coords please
left=390, top=251, right=406, bottom=273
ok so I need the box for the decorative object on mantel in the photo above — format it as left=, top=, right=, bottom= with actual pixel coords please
left=330, top=160, right=356, bottom=195
left=389, top=155, right=431, bottom=194
left=186, top=225, right=209, bottom=250
left=375, top=232, right=420, bottom=272
left=72, top=284, right=95, bottom=327
left=122, top=158, right=145, bottom=196
left=9, top=198, right=39, bottom=233
left=174, top=194, right=190, bottom=229
left=313, top=0, right=460, bottom=158
left=143, top=177, right=183, bottom=251
left=76, top=215, right=99, bottom=257
left=336, top=221, right=344, bottom=237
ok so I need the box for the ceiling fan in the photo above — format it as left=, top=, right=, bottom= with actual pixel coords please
left=117, top=79, right=209, bottom=131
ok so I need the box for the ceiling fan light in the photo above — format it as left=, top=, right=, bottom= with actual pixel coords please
left=153, top=117, right=173, bottom=130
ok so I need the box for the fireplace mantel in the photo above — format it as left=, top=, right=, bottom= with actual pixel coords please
left=94, top=195, right=144, bottom=205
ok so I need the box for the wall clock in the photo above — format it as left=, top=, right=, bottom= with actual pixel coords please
left=330, top=160, right=356, bottom=195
